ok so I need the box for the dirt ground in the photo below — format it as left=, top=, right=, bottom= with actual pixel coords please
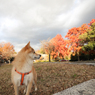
left=0, top=62, right=95, bottom=95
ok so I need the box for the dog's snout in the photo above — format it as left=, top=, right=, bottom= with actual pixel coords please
left=39, top=55, right=41, bottom=57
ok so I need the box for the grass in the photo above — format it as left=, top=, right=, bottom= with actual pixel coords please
left=0, top=62, right=95, bottom=95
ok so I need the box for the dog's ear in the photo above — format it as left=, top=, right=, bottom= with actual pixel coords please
left=24, top=41, right=30, bottom=50
left=27, top=41, right=30, bottom=46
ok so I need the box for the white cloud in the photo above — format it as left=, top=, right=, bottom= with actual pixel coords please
left=0, top=0, right=95, bottom=52
left=63, top=0, right=95, bottom=28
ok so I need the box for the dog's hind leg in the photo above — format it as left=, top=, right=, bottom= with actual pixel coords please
left=33, top=68, right=37, bottom=91
left=34, top=78, right=37, bottom=91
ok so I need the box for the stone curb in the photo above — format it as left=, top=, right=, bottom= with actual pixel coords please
left=68, top=62, right=95, bottom=66
left=53, top=79, right=95, bottom=95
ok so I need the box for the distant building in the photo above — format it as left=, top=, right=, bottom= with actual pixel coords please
left=41, top=54, right=48, bottom=60
left=12, top=53, right=17, bottom=57
left=34, top=54, right=48, bottom=62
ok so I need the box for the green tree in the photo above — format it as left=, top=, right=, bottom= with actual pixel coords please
left=80, top=22, right=95, bottom=52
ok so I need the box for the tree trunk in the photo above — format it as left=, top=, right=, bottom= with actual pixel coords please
left=58, top=52, right=60, bottom=60
left=49, top=53, right=51, bottom=62
left=78, top=54, right=80, bottom=61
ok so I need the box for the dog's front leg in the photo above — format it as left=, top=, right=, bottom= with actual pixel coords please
left=26, top=79, right=33, bottom=95
left=24, top=86, right=27, bottom=94
left=14, top=84, right=19, bottom=95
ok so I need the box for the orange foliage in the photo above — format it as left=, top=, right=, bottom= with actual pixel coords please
left=88, top=19, right=95, bottom=26
left=50, top=34, right=70, bottom=59
left=0, top=42, right=15, bottom=59
left=65, top=24, right=89, bottom=55
left=81, top=24, right=89, bottom=33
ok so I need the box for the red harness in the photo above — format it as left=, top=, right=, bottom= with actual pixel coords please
left=15, top=68, right=32, bottom=85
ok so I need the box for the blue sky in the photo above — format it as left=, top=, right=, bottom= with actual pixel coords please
left=0, top=0, right=95, bottom=52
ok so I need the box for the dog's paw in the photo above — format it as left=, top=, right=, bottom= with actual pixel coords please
left=24, top=89, right=26, bottom=94
left=35, top=87, right=37, bottom=91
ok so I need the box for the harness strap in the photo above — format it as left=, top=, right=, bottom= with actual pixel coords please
left=15, top=68, right=32, bottom=85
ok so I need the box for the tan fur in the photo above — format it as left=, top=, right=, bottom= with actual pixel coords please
left=11, top=42, right=41, bottom=95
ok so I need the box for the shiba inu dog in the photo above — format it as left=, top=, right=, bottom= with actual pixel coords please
left=11, top=42, right=41, bottom=95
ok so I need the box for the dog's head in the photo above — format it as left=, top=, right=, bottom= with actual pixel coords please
left=21, top=41, right=41, bottom=60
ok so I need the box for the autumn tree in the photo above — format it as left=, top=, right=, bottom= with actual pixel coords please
left=0, top=42, right=15, bottom=61
left=88, top=19, right=95, bottom=26
left=50, top=34, right=70, bottom=60
left=41, top=39, right=54, bottom=62
left=37, top=48, right=45, bottom=54
left=65, top=24, right=88, bottom=61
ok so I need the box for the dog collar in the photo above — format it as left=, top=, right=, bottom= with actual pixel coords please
left=15, top=68, right=32, bottom=85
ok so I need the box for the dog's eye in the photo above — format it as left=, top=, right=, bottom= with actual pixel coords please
left=34, top=51, right=35, bottom=53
